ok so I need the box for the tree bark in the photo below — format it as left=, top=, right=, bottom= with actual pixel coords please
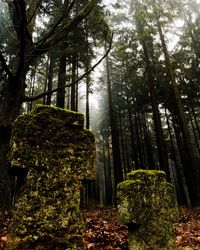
left=86, top=76, right=90, bottom=129
left=56, top=53, right=66, bottom=108
left=191, top=102, right=200, bottom=139
left=119, top=110, right=127, bottom=177
left=127, top=98, right=139, bottom=168
left=142, top=113, right=155, bottom=168
left=0, top=73, right=26, bottom=210
left=46, top=54, right=55, bottom=106
left=172, top=115, right=191, bottom=207
left=105, top=47, right=123, bottom=192
left=135, top=15, right=170, bottom=180
left=188, top=107, right=200, bottom=157
left=156, top=19, right=200, bottom=204
left=134, top=111, right=144, bottom=168
left=27, top=65, right=37, bottom=111
left=71, top=55, right=77, bottom=111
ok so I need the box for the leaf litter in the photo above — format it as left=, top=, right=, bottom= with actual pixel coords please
left=0, top=207, right=199, bottom=249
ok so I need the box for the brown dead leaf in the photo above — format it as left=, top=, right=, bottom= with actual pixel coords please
left=1, top=236, right=7, bottom=242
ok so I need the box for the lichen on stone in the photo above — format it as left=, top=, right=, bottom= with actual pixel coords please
left=6, top=105, right=96, bottom=250
left=117, top=169, right=179, bottom=250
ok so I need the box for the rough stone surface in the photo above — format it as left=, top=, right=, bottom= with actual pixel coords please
left=5, top=105, right=96, bottom=250
left=117, top=169, right=179, bottom=250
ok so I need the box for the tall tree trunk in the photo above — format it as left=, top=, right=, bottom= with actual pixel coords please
left=165, top=110, right=179, bottom=172
left=173, top=116, right=191, bottom=207
left=43, top=58, right=49, bottom=105
left=56, top=53, right=66, bottom=108
left=85, top=22, right=91, bottom=129
left=142, top=113, right=155, bottom=168
left=46, top=54, right=54, bottom=106
left=102, top=138, right=108, bottom=205
left=85, top=63, right=90, bottom=129
left=71, top=55, right=76, bottom=111
left=0, top=73, right=26, bottom=210
left=134, top=111, right=144, bottom=168
left=191, top=102, right=200, bottom=139
left=119, top=110, right=127, bottom=177
left=138, top=113, right=147, bottom=168
left=105, top=45, right=123, bottom=193
left=66, top=88, right=70, bottom=109
left=75, top=63, right=79, bottom=111
left=188, top=107, right=200, bottom=157
left=156, top=19, right=200, bottom=204
left=105, top=135, right=113, bottom=205
left=0, top=125, right=12, bottom=211
left=143, top=49, right=169, bottom=177
left=85, top=76, right=90, bottom=129
left=0, top=0, right=34, bottom=208
left=127, top=98, right=139, bottom=168
left=165, top=109, right=189, bottom=206
left=135, top=15, right=170, bottom=180
left=28, top=65, right=37, bottom=111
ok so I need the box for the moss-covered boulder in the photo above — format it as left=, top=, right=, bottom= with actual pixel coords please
left=6, top=105, right=96, bottom=250
left=117, top=169, right=179, bottom=250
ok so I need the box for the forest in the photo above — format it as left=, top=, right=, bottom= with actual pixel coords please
left=0, top=0, right=200, bottom=249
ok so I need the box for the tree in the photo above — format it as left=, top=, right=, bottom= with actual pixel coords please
left=101, top=0, right=200, bottom=206
left=0, top=0, right=97, bottom=211
left=134, top=3, right=170, bottom=180
left=56, top=53, right=66, bottom=108
left=105, top=43, right=123, bottom=198
left=151, top=0, right=200, bottom=205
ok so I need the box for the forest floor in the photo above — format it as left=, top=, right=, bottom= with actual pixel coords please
left=0, top=207, right=200, bottom=249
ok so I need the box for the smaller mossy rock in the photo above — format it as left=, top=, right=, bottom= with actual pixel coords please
left=127, top=169, right=166, bottom=182
left=6, top=105, right=96, bottom=250
left=117, top=169, right=179, bottom=250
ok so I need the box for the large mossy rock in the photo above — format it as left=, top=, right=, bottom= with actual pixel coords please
left=117, top=169, right=179, bottom=250
left=6, top=105, right=96, bottom=250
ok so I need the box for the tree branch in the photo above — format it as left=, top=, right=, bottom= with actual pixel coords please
left=28, top=0, right=97, bottom=62
left=16, top=0, right=28, bottom=77
left=2, top=21, right=17, bottom=42
left=0, top=50, right=13, bottom=77
left=23, top=33, right=113, bottom=102
left=8, top=0, right=33, bottom=76
left=35, top=0, right=76, bottom=47
left=27, top=0, right=42, bottom=35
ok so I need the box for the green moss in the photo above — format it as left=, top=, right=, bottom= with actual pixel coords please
left=118, top=179, right=142, bottom=189
left=31, top=104, right=84, bottom=127
left=117, top=170, right=178, bottom=250
left=127, top=169, right=166, bottom=181
left=6, top=106, right=95, bottom=250
left=9, top=106, right=96, bottom=179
